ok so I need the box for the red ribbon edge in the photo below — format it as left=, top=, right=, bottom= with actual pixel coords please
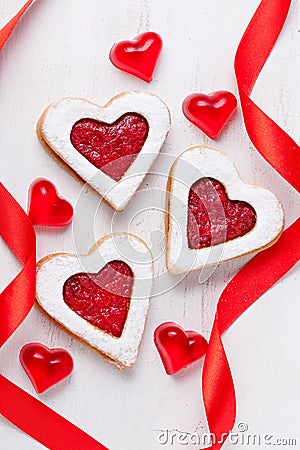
left=202, top=0, right=300, bottom=448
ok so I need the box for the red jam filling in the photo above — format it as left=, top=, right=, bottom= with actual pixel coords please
left=70, top=113, right=149, bottom=181
left=63, top=261, right=133, bottom=338
left=187, top=178, right=256, bottom=249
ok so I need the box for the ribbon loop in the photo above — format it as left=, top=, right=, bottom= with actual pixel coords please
left=0, top=183, right=36, bottom=347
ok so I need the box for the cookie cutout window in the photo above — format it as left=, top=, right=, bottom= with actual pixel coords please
left=187, top=177, right=257, bottom=249
left=63, top=260, right=134, bottom=338
left=70, top=113, right=149, bottom=181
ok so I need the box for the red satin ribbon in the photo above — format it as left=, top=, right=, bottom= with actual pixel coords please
left=0, top=0, right=34, bottom=50
left=236, top=0, right=300, bottom=194
left=0, top=0, right=36, bottom=344
left=0, top=3, right=107, bottom=449
left=202, top=219, right=300, bottom=449
left=202, top=0, right=300, bottom=448
left=0, top=183, right=36, bottom=346
left=0, top=376, right=107, bottom=450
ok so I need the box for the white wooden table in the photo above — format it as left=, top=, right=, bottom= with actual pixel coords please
left=0, top=0, right=299, bottom=448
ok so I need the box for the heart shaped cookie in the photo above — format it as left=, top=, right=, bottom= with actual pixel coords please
left=166, top=147, right=284, bottom=274
left=36, top=233, right=153, bottom=369
left=37, top=92, right=170, bottom=210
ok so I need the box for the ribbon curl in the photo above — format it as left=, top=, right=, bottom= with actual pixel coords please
left=0, top=183, right=36, bottom=346
left=235, top=0, right=300, bottom=194
left=202, top=0, right=300, bottom=448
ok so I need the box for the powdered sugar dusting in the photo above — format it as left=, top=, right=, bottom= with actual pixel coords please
left=39, top=92, right=170, bottom=210
left=36, top=233, right=153, bottom=368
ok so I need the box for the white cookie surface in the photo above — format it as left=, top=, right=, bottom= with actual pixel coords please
left=166, top=147, right=284, bottom=274
left=39, top=92, right=170, bottom=210
left=36, top=233, right=153, bottom=369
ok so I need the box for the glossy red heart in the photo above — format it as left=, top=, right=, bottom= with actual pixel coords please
left=182, top=91, right=237, bottom=139
left=109, top=31, right=163, bottom=82
left=70, top=113, right=149, bottom=182
left=154, top=322, right=208, bottom=375
left=20, top=343, right=74, bottom=393
left=63, top=260, right=134, bottom=338
left=28, top=179, right=73, bottom=227
left=188, top=178, right=256, bottom=249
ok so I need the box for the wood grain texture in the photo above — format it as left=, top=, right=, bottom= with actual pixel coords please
left=0, top=0, right=299, bottom=449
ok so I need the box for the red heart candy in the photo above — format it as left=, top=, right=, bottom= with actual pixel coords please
left=63, top=260, right=134, bottom=338
left=20, top=343, right=73, bottom=393
left=182, top=91, right=237, bottom=139
left=154, top=322, right=208, bottom=375
left=70, top=113, right=149, bottom=182
left=188, top=178, right=256, bottom=249
left=28, top=179, right=73, bottom=227
left=109, top=31, right=163, bottom=82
